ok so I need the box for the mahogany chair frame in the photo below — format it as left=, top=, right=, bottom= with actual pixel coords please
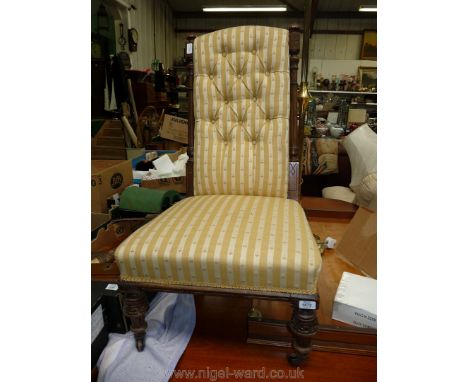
left=94, top=26, right=319, bottom=366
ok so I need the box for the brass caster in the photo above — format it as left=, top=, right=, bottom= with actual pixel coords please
left=313, top=234, right=326, bottom=255
left=247, top=307, right=263, bottom=320
left=287, top=352, right=308, bottom=366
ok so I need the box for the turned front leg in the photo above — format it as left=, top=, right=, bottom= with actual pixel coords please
left=287, top=300, right=319, bottom=366
left=121, top=287, right=149, bottom=351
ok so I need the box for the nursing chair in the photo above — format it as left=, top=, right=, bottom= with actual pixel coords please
left=108, top=26, right=322, bottom=365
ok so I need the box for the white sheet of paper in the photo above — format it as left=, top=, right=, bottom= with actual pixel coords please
left=91, top=305, right=104, bottom=343
left=173, top=153, right=189, bottom=175
left=153, top=155, right=174, bottom=177
left=132, top=170, right=148, bottom=180
left=327, top=112, right=339, bottom=124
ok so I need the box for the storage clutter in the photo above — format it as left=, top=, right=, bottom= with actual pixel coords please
left=89, top=3, right=378, bottom=377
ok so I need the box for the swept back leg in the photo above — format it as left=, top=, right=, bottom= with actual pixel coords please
left=287, top=300, right=319, bottom=366
left=121, top=287, right=148, bottom=351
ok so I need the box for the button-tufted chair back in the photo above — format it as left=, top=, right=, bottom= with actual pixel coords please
left=193, top=26, right=290, bottom=198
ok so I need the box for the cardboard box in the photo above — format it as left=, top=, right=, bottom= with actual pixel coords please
left=332, top=272, right=377, bottom=329
left=91, top=217, right=150, bottom=278
left=91, top=212, right=110, bottom=231
left=159, top=115, right=188, bottom=144
left=163, top=139, right=184, bottom=150
left=140, top=149, right=187, bottom=193
left=126, top=147, right=146, bottom=161
left=91, top=160, right=133, bottom=212
left=336, top=207, right=377, bottom=278
left=140, top=176, right=186, bottom=193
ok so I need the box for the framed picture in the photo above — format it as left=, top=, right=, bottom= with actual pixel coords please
left=358, top=67, right=377, bottom=92
left=360, top=30, right=377, bottom=60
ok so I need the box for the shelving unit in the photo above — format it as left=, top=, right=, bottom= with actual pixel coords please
left=309, top=89, right=377, bottom=116
left=310, top=90, right=377, bottom=105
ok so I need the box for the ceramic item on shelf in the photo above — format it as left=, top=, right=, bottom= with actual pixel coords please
left=315, top=118, right=329, bottom=136
left=331, top=75, right=337, bottom=91
left=329, top=124, right=344, bottom=138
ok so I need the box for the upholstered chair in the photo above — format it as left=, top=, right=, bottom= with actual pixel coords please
left=102, top=26, right=322, bottom=366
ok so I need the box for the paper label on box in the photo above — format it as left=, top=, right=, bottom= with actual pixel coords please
left=91, top=304, right=105, bottom=343
left=299, top=300, right=317, bottom=310
left=105, top=284, right=119, bottom=291
left=110, top=173, right=124, bottom=189
left=332, top=303, right=377, bottom=329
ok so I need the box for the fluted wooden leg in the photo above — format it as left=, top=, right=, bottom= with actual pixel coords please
left=121, top=287, right=148, bottom=352
left=287, top=300, right=319, bottom=366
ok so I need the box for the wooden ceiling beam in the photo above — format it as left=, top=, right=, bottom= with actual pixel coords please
left=279, top=0, right=302, bottom=13
left=309, top=0, right=319, bottom=38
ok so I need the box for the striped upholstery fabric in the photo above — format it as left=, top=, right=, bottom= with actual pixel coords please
left=193, top=26, right=290, bottom=198
left=114, top=26, right=322, bottom=296
left=116, top=195, right=322, bottom=295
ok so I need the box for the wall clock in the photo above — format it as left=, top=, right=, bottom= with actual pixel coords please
left=128, top=28, right=138, bottom=52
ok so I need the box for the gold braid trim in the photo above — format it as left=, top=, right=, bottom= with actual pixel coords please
left=120, top=275, right=317, bottom=296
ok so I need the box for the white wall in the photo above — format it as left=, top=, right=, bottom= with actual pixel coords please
left=174, top=16, right=302, bottom=63
left=174, top=16, right=377, bottom=82
left=306, top=18, right=377, bottom=82
left=127, top=0, right=175, bottom=70
left=101, top=0, right=175, bottom=70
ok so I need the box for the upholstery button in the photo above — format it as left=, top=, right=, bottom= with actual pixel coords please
left=237, top=74, right=241, bottom=79
left=252, top=139, right=257, bottom=145
left=224, top=100, right=229, bottom=104
left=222, top=52, right=227, bottom=57
left=209, top=75, right=214, bottom=80
left=224, top=140, right=229, bottom=145
left=252, top=49, right=256, bottom=54
left=252, top=96, right=257, bottom=101
left=211, top=119, right=215, bottom=124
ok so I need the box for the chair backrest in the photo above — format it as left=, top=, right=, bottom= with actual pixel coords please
left=192, top=26, right=290, bottom=198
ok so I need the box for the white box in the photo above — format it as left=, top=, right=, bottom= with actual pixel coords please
left=332, top=272, right=377, bottom=329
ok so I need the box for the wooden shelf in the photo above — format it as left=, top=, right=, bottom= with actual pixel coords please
left=309, top=90, right=377, bottom=96
left=301, top=196, right=358, bottom=220
left=350, top=102, right=377, bottom=106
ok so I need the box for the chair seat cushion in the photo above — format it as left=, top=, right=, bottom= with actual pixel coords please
left=115, top=195, right=322, bottom=295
